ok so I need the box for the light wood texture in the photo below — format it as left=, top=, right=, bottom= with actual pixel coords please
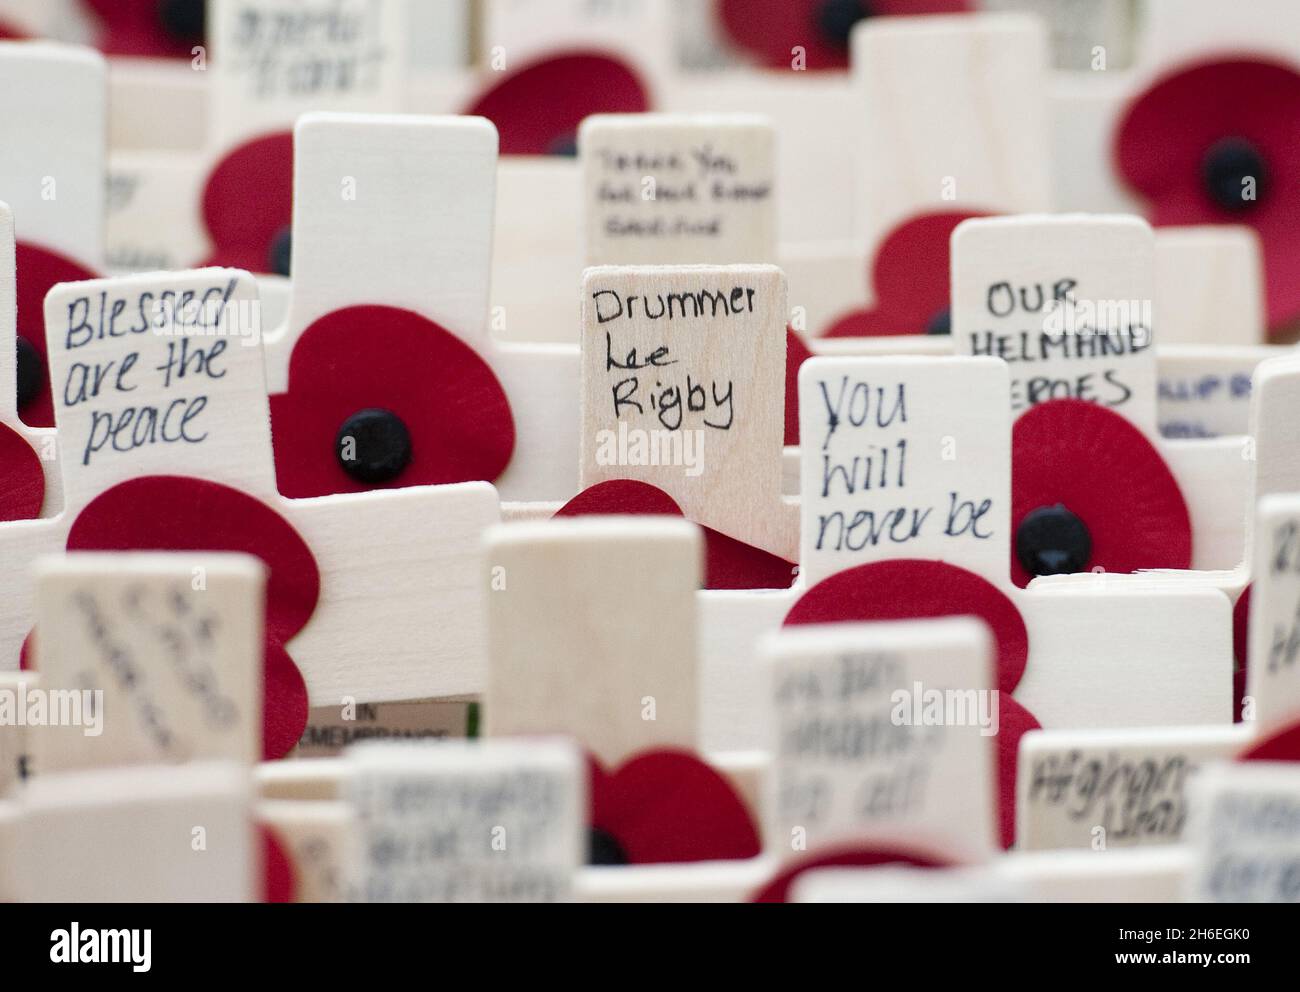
left=1248, top=494, right=1300, bottom=732
left=998, top=847, right=1189, bottom=902
left=344, top=739, right=583, bottom=903
left=952, top=214, right=1158, bottom=435
left=851, top=14, right=1051, bottom=247
left=1137, top=0, right=1300, bottom=72
left=6, top=761, right=257, bottom=902
left=791, top=865, right=1021, bottom=903
left=0, top=42, right=104, bottom=266
left=764, top=618, right=998, bottom=862
left=1016, top=576, right=1233, bottom=727
left=576, top=857, right=777, bottom=903
left=1246, top=352, right=1300, bottom=565
left=1016, top=724, right=1251, bottom=851
left=485, top=517, right=700, bottom=767
left=579, top=114, right=776, bottom=266
left=30, top=552, right=265, bottom=773
left=798, top=355, right=1011, bottom=588
left=1154, top=227, right=1265, bottom=347
left=1160, top=437, right=1251, bottom=571
left=581, top=264, right=795, bottom=557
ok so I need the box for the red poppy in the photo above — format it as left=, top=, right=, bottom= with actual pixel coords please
left=718, top=0, right=970, bottom=72
left=785, top=558, right=1039, bottom=848
left=15, top=242, right=99, bottom=429
left=785, top=327, right=813, bottom=446
left=84, top=0, right=205, bottom=59
left=269, top=305, right=515, bottom=498
left=0, top=18, right=28, bottom=39
left=555, top=479, right=797, bottom=590
left=464, top=52, right=649, bottom=156
left=64, top=475, right=318, bottom=761
left=1012, top=399, right=1192, bottom=589
left=752, top=844, right=952, bottom=903
left=0, top=421, right=45, bottom=520
left=1240, top=720, right=1300, bottom=762
left=587, top=749, right=761, bottom=864
left=1233, top=586, right=1251, bottom=724
left=1115, top=59, right=1300, bottom=332
left=261, top=824, right=298, bottom=903
left=824, top=211, right=988, bottom=337
left=201, top=131, right=294, bottom=275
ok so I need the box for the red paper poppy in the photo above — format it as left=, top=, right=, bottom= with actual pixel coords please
left=824, top=211, right=988, bottom=337
left=84, top=0, right=204, bottom=59
left=1240, top=720, right=1300, bottom=762
left=718, top=0, right=970, bottom=72
left=785, top=327, right=813, bottom=446
left=555, top=479, right=797, bottom=590
left=464, top=52, right=650, bottom=156
left=0, top=18, right=29, bottom=39
left=1011, top=399, right=1192, bottom=588
left=260, top=823, right=298, bottom=903
left=269, top=305, right=515, bottom=498
left=201, top=131, right=294, bottom=275
left=0, top=421, right=45, bottom=521
left=1115, top=59, right=1300, bottom=332
left=15, top=242, right=99, bottom=429
left=588, top=749, right=761, bottom=864
left=785, top=558, right=1039, bottom=847
left=1233, top=586, right=1251, bottom=723
left=752, top=844, right=952, bottom=903
left=64, top=475, right=318, bottom=761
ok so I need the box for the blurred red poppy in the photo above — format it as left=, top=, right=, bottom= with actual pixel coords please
left=1116, top=59, right=1300, bottom=333
left=65, top=475, right=318, bottom=760
left=718, top=0, right=970, bottom=71
left=825, top=211, right=987, bottom=337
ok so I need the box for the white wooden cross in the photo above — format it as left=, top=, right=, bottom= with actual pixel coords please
left=28, top=551, right=265, bottom=773
left=580, top=263, right=797, bottom=559
left=344, top=738, right=583, bottom=903
left=266, top=111, right=581, bottom=503
left=1185, top=761, right=1300, bottom=903
left=952, top=214, right=1158, bottom=435
left=0, top=266, right=499, bottom=722
left=579, top=113, right=777, bottom=267
left=763, top=617, right=999, bottom=863
left=485, top=516, right=701, bottom=767
left=4, top=760, right=257, bottom=902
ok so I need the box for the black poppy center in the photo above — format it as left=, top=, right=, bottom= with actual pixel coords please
left=157, top=0, right=206, bottom=42
left=1201, top=137, right=1269, bottom=213
left=588, top=827, right=629, bottom=866
left=335, top=408, right=412, bottom=484
left=817, top=0, right=873, bottom=50
left=925, top=307, right=951, bottom=336
left=15, top=335, right=43, bottom=410
left=547, top=132, right=579, bottom=158
left=268, top=225, right=293, bottom=277
left=1015, top=504, right=1092, bottom=578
